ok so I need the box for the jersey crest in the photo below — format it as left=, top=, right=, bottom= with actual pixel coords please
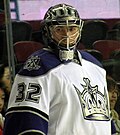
left=74, top=78, right=110, bottom=121
left=23, top=56, right=41, bottom=71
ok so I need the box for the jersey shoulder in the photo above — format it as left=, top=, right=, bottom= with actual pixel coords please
left=79, top=50, right=103, bottom=68
left=18, top=49, right=62, bottom=77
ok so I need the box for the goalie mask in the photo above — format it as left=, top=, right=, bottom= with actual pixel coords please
left=42, top=3, right=84, bottom=62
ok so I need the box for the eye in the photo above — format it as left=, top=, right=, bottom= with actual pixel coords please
left=69, top=26, right=78, bottom=32
left=2, top=97, right=5, bottom=100
left=1, top=95, right=5, bottom=100
left=55, top=27, right=62, bottom=32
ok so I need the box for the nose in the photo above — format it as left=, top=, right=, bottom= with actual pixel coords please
left=62, top=28, right=68, bottom=36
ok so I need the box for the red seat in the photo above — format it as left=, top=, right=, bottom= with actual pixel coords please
left=14, top=41, right=43, bottom=63
left=0, top=12, right=5, bottom=27
left=77, top=42, right=86, bottom=50
left=93, top=40, right=120, bottom=60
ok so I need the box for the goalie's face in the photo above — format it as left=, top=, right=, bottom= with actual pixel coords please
left=50, top=24, right=80, bottom=49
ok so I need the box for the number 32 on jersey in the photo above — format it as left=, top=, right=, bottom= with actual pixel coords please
left=15, top=82, right=42, bottom=103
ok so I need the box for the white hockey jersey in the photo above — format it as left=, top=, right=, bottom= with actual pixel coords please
left=3, top=49, right=111, bottom=135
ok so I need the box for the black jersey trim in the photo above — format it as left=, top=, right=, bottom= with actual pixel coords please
left=6, top=106, right=49, bottom=120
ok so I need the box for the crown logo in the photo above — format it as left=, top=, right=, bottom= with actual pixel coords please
left=74, top=78, right=110, bottom=121
left=24, top=56, right=41, bottom=71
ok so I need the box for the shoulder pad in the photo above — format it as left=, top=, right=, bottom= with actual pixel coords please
left=18, top=49, right=62, bottom=77
left=80, top=50, right=103, bottom=68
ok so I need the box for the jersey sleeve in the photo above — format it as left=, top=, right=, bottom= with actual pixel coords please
left=3, top=50, right=62, bottom=135
left=3, top=74, right=49, bottom=135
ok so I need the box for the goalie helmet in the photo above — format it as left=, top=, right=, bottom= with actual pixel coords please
left=42, top=3, right=84, bottom=62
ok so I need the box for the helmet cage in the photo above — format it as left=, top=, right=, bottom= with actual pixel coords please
left=45, top=17, right=83, bottom=50
left=49, top=23, right=80, bottom=50
left=42, top=4, right=84, bottom=61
